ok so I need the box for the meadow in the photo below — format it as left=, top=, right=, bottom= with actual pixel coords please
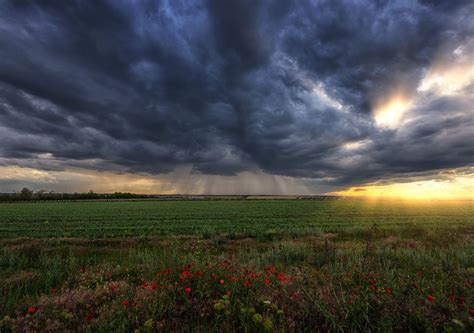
left=0, top=199, right=473, bottom=332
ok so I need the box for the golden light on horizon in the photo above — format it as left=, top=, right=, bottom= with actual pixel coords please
left=373, top=95, right=412, bottom=129
left=331, top=174, right=474, bottom=200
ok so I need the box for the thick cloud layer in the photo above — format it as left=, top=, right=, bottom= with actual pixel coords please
left=0, top=0, right=473, bottom=191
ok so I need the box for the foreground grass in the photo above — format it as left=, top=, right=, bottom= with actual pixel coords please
left=1, top=220, right=473, bottom=332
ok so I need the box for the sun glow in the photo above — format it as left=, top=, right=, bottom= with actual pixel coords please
left=373, top=95, right=411, bottom=129
left=331, top=174, right=474, bottom=200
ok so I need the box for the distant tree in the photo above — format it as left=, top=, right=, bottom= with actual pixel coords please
left=20, top=187, right=33, bottom=199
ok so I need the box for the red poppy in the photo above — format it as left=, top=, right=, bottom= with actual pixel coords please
left=151, top=282, right=158, bottom=290
left=264, top=278, right=271, bottom=285
left=265, top=265, right=277, bottom=274
left=195, top=271, right=202, bottom=277
left=277, top=272, right=289, bottom=284
left=243, top=281, right=251, bottom=287
left=122, top=299, right=130, bottom=307
left=184, top=287, right=192, bottom=294
left=142, top=282, right=149, bottom=288
left=219, top=279, right=225, bottom=284
left=27, top=306, right=37, bottom=314
left=85, top=313, right=93, bottom=321
left=469, top=309, right=474, bottom=316
left=369, top=284, right=375, bottom=290
left=385, top=288, right=391, bottom=296
left=427, top=295, right=435, bottom=302
left=181, top=271, right=192, bottom=279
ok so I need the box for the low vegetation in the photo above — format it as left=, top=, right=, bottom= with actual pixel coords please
left=0, top=200, right=473, bottom=332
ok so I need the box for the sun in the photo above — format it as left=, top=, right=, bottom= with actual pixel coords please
left=374, top=96, right=411, bottom=129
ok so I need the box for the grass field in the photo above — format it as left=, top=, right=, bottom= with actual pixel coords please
left=0, top=200, right=473, bottom=332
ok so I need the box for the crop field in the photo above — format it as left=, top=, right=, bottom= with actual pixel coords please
left=0, top=200, right=473, bottom=332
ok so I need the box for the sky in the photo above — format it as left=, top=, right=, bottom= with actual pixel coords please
left=0, top=0, right=473, bottom=198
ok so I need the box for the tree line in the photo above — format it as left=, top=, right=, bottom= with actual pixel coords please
left=0, top=188, right=144, bottom=201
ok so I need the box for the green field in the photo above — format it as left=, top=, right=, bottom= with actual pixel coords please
left=0, top=200, right=473, bottom=332
left=0, top=200, right=472, bottom=238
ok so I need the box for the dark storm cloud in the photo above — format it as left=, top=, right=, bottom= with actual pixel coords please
left=0, top=0, right=473, bottom=189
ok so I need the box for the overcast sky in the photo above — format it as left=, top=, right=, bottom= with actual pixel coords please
left=0, top=0, right=472, bottom=195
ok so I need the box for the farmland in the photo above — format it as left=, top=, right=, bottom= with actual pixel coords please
left=0, top=199, right=473, bottom=332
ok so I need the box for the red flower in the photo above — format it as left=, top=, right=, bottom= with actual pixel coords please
left=243, top=281, right=251, bottom=287
left=369, top=284, right=375, bottom=290
left=426, top=295, right=435, bottom=302
left=27, top=306, right=37, bottom=314
left=195, top=271, right=202, bottom=278
left=85, top=313, right=93, bottom=321
left=151, top=282, right=158, bottom=291
left=142, top=282, right=149, bottom=288
left=264, top=278, right=271, bottom=285
left=469, top=309, right=474, bottom=316
left=219, top=279, right=225, bottom=284
left=184, top=287, right=192, bottom=294
left=122, top=299, right=130, bottom=307
left=291, top=292, right=300, bottom=300
left=181, top=271, right=192, bottom=279
left=277, top=272, right=289, bottom=284
left=385, top=288, right=391, bottom=296
left=265, top=265, right=277, bottom=274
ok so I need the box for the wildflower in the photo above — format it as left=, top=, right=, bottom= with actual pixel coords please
left=252, top=313, right=263, bottom=324
left=469, top=309, right=474, bottom=316
left=291, top=292, right=300, bottom=300
left=184, top=287, right=192, bottom=294
left=27, top=306, right=37, bottom=314
left=219, top=279, right=225, bottom=284
left=181, top=271, right=192, bottom=279
left=243, top=280, right=252, bottom=287
left=276, top=272, right=288, bottom=284
left=195, top=271, right=202, bottom=278
left=122, top=299, right=130, bottom=308
left=144, top=319, right=153, bottom=329
left=385, top=287, right=392, bottom=296
left=85, top=313, right=93, bottom=321
left=142, top=282, right=149, bottom=289
left=426, top=295, right=435, bottom=302
left=264, top=278, right=270, bottom=285
left=263, top=318, right=273, bottom=332
left=265, top=265, right=277, bottom=274
left=151, top=282, right=158, bottom=291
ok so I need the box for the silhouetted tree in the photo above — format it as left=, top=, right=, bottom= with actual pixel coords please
left=20, top=187, right=33, bottom=199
